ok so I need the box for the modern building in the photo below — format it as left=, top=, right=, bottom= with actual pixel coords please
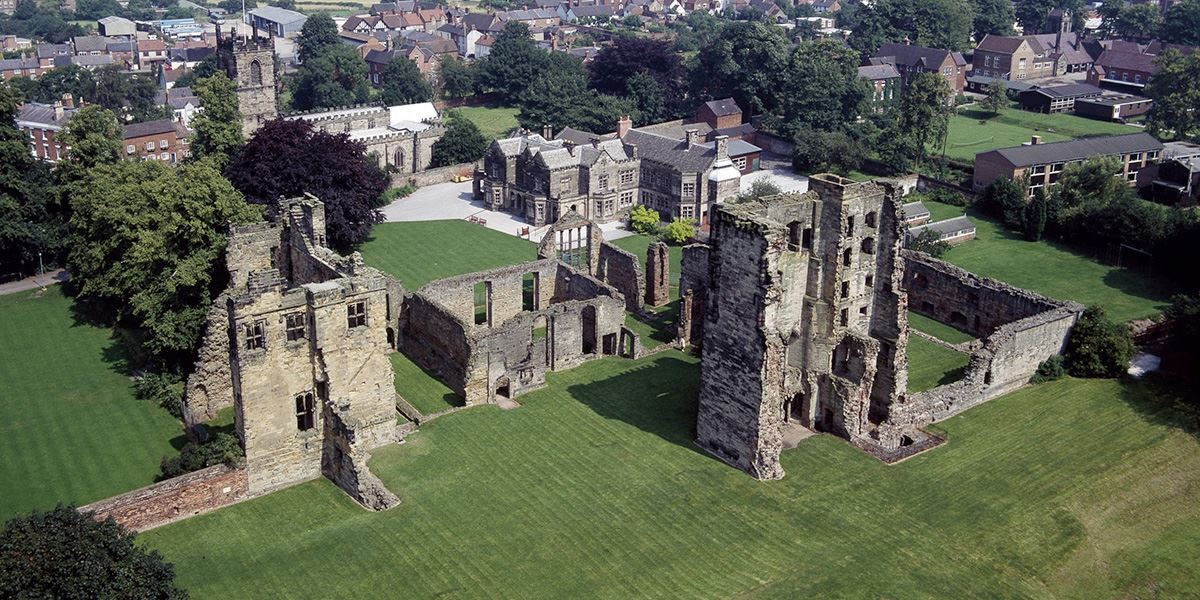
left=1073, top=94, right=1153, bottom=122
left=98, top=16, right=136, bottom=37
left=901, top=200, right=930, bottom=225
left=1017, top=83, right=1103, bottom=113
left=972, top=132, right=1163, bottom=195
left=906, top=215, right=977, bottom=245
left=122, top=119, right=191, bottom=164
left=245, top=6, right=309, bottom=38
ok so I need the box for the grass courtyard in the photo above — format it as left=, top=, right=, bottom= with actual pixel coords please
left=908, top=311, right=975, bottom=345
left=390, top=352, right=462, bottom=416
left=938, top=107, right=1138, bottom=162
left=906, top=336, right=971, bottom=393
left=0, top=288, right=182, bottom=520
left=142, top=351, right=1200, bottom=599
left=453, top=106, right=521, bottom=141
left=359, top=221, right=536, bottom=290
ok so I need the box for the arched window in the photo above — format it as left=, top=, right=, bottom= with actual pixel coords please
left=249, top=60, right=263, bottom=86
left=394, top=149, right=404, bottom=167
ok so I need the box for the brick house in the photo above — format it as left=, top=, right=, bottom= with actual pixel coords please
left=695, top=98, right=742, bottom=130
left=858, top=63, right=901, bottom=112
left=972, top=132, right=1163, bottom=196
left=122, top=119, right=191, bottom=164
left=973, top=34, right=1059, bottom=80
left=871, top=42, right=966, bottom=98
left=1087, top=50, right=1158, bottom=89
left=16, top=99, right=77, bottom=162
left=0, top=57, right=44, bottom=81
left=136, top=39, right=169, bottom=69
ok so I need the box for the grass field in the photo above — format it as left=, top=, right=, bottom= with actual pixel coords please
left=0, top=288, right=182, bottom=520
left=142, top=350, right=1200, bottom=599
left=358, top=221, right=536, bottom=290
left=939, top=107, right=1137, bottom=162
left=390, top=352, right=462, bottom=415
left=908, top=311, right=975, bottom=345
left=452, top=106, right=521, bottom=141
left=907, top=336, right=971, bottom=393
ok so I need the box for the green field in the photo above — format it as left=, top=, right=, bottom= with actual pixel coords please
left=390, top=352, right=462, bottom=416
left=939, top=107, right=1137, bottom=162
left=359, top=221, right=536, bottom=290
left=907, top=335, right=971, bottom=393
left=452, top=106, right=521, bottom=141
left=142, top=351, right=1200, bottom=598
left=0, top=288, right=182, bottom=519
left=908, top=311, right=975, bottom=345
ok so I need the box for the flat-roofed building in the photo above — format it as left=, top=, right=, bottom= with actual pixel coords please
left=973, top=132, right=1163, bottom=196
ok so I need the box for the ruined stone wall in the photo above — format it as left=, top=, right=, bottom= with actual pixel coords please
left=903, top=250, right=1060, bottom=338
left=416, top=259, right=559, bottom=326
left=678, top=244, right=710, bottom=346
left=645, top=241, right=670, bottom=307
left=183, top=293, right=235, bottom=428
left=597, top=241, right=643, bottom=312
left=79, top=464, right=250, bottom=532
left=399, top=291, right=473, bottom=398
left=226, top=223, right=283, bottom=291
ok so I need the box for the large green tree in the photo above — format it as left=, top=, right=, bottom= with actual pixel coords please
left=92, top=65, right=168, bottom=123
left=189, top=72, right=244, bottom=169
left=1160, top=0, right=1200, bottom=45
left=380, top=57, right=433, bottom=106
left=848, top=0, right=974, bottom=55
left=0, top=82, right=62, bottom=277
left=1145, top=50, right=1200, bottom=140
left=517, top=53, right=637, bottom=134
left=1065, top=306, right=1133, bottom=378
left=429, top=111, right=489, bottom=168
left=973, top=0, right=1016, bottom=37
left=291, top=44, right=371, bottom=110
left=588, top=36, right=687, bottom=121
left=898, top=72, right=952, bottom=165
left=438, top=56, right=476, bottom=99
left=58, top=105, right=123, bottom=179
left=689, top=21, right=789, bottom=117
left=296, top=13, right=340, bottom=63
left=0, top=505, right=187, bottom=599
left=475, top=22, right=550, bottom=103
left=66, top=159, right=260, bottom=367
left=772, top=39, right=868, bottom=138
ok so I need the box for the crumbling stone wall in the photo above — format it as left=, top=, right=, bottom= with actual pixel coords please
left=79, top=464, right=250, bottom=532
left=597, top=242, right=643, bottom=312
left=645, top=241, right=670, bottom=307
left=677, top=244, right=710, bottom=347
left=183, top=293, right=235, bottom=429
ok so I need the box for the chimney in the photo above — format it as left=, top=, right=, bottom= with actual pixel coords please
left=543, top=124, right=553, bottom=139
left=685, top=127, right=699, bottom=147
left=61, top=93, right=74, bottom=108
left=617, top=114, right=632, bottom=138
left=1031, top=135, right=1042, bottom=145
left=53, top=100, right=63, bottom=120
left=714, top=134, right=729, bottom=160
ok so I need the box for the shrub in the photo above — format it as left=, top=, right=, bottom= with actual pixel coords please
left=927, top=186, right=968, bottom=207
left=134, top=371, right=184, bottom=419
left=630, top=205, right=660, bottom=235
left=910, top=228, right=950, bottom=258
left=383, top=184, right=416, bottom=203
left=159, top=432, right=243, bottom=480
left=1065, top=306, right=1134, bottom=378
left=662, top=217, right=696, bottom=244
left=1030, top=355, right=1065, bottom=383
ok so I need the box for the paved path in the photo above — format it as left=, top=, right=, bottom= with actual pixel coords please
left=0, top=269, right=68, bottom=296
left=381, top=180, right=634, bottom=242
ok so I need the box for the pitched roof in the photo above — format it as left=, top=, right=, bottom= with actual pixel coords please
left=72, top=35, right=112, bottom=53
left=17, top=102, right=77, bottom=127
left=979, top=132, right=1163, bottom=168
left=137, top=39, right=167, bottom=52
left=858, top=63, right=900, bottom=80
left=901, top=201, right=929, bottom=220
left=975, top=34, right=1035, bottom=55
left=462, top=13, right=504, bottom=31
left=875, top=42, right=965, bottom=69
left=702, top=98, right=741, bottom=117
left=1094, top=49, right=1159, bottom=74
left=36, top=43, right=72, bottom=59
left=908, top=216, right=975, bottom=238
left=56, top=54, right=115, bottom=67
left=247, top=6, right=309, bottom=25
left=123, top=119, right=185, bottom=139
left=0, top=57, right=40, bottom=71
left=623, top=128, right=718, bottom=172
left=570, top=4, right=613, bottom=16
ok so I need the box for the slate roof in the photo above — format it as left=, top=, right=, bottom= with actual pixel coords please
left=979, top=133, right=1162, bottom=168
left=107, top=40, right=136, bottom=53
left=623, top=128, right=718, bottom=172
left=901, top=201, right=929, bottom=221
left=462, top=13, right=504, bottom=31
left=0, top=57, right=40, bottom=71
left=1026, top=83, right=1102, bottom=98
left=696, top=138, right=760, bottom=156
left=976, top=34, right=1041, bottom=55
left=703, top=98, right=741, bottom=117
left=875, top=42, right=966, bottom=69
left=36, top=43, right=72, bottom=59
left=55, top=54, right=115, bottom=67
left=73, top=35, right=112, bottom=53
left=123, top=119, right=186, bottom=139
left=909, top=216, right=975, bottom=238
left=858, top=63, right=900, bottom=80
left=570, top=4, right=613, bottom=17
left=170, top=46, right=214, bottom=62
left=17, top=102, right=77, bottom=128
left=1094, top=50, right=1159, bottom=74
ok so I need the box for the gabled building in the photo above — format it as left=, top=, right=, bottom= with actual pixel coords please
left=136, top=39, right=169, bottom=69
left=245, top=6, right=309, bottom=38
left=98, top=16, right=136, bottom=37
left=1086, top=49, right=1158, bottom=89
left=0, top=57, right=44, bottom=81
left=871, top=42, right=966, bottom=98
left=16, top=99, right=77, bottom=161
left=122, top=119, right=191, bottom=164
left=972, top=34, right=1056, bottom=80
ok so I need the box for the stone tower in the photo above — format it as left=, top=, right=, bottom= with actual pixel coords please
left=687, top=174, right=909, bottom=480
left=217, top=26, right=279, bottom=138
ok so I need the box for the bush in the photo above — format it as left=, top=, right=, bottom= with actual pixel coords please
left=1030, top=355, right=1065, bottom=383
left=976, top=177, right=1026, bottom=228
left=909, top=228, right=950, bottom=258
left=630, top=205, right=660, bottom=235
left=134, top=371, right=185, bottom=419
left=662, top=218, right=696, bottom=244
left=1065, top=306, right=1134, bottom=378
left=927, top=186, right=968, bottom=207
left=382, top=184, right=416, bottom=203
left=159, top=432, right=243, bottom=479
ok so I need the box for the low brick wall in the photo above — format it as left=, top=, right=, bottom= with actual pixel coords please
left=80, top=464, right=252, bottom=532
left=391, top=162, right=478, bottom=188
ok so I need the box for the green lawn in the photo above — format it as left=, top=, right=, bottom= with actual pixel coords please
left=359, top=221, right=536, bottom=290
left=921, top=198, right=968, bottom=222
left=941, top=209, right=1174, bottom=322
left=939, top=107, right=1138, bottom=162
left=143, top=351, right=1200, bottom=598
left=908, top=311, right=975, bottom=345
left=624, top=299, right=679, bottom=350
left=610, top=233, right=682, bottom=291
left=0, top=288, right=183, bottom=520
left=907, top=335, right=971, bottom=393
left=452, top=106, right=521, bottom=141
left=390, top=352, right=463, bottom=416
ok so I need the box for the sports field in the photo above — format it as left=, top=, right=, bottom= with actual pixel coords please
left=938, top=108, right=1138, bottom=162
left=0, top=288, right=182, bottom=520
left=141, top=352, right=1200, bottom=599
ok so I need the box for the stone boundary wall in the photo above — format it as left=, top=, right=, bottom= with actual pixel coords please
left=392, top=161, right=478, bottom=188
left=597, top=241, right=643, bottom=313
left=80, top=464, right=252, bottom=532
left=916, top=174, right=977, bottom=198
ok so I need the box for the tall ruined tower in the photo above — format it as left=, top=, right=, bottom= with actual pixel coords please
left=217, top=26, right=279, bottom=138
left=687, top=174, right=909, bottom=480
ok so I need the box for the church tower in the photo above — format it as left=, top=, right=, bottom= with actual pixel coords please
left=216, top=25, right=279, bottom=138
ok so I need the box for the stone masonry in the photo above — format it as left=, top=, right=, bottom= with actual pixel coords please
left=645, top=241, right=670, bottom=307
left=217, top=26, right=279, bottom=138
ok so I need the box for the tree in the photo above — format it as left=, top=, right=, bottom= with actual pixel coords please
left=874, top=123, right=919, bottom=174
left=1160, top=0, right=1200, bottom=45
left=1163, top=293, right=1200, bottom=386
left=910, top=228, right=950, bottom=257
left=977, top=177, right=1026, bottom=227
left=516, top=55, right=636, bottom=134
left=1023, top=186, right=1047, bottom=241
left=589, top=37, right=686, bottom=120
left=93, top=65, right=168, bottom=123
left=0, top=81, right=61, bottom=277
left=0, top=505, right=187, bottom=599
left=25, top=64, right=96, bottom=105
left=380, top=57, right=433, bottom=106
left=772, top=40, right=868, bottom=138
left=296, top=12, right=339, bottom=63
left=291, top=44, right=371, bottom=110
left=622, top=13, right=642, bottom=28
left=475, top=22, right=551, bottom=103
left=189, top=72, right=244, bottom=169
left=973, top=0, right=1015, bottom=37
left=898, top=72, right=952, bottom=165
left=225, top=119, right=388, bottom=251
left=1014, top=0, right=1053, bottom=34
left=847, top=0, right=974, bottom=55
left=623, top=71, right=667, bottom=124
left=438, top=56, right=475, bottom=99
left=735, top=178, right=781, bottom=202
left=689, top=21, right=789, bottom=117
left=630, top=205, right=660, bottom=234
left=173, top=54, right=219, bottom=89
left=66, top=159, right=261, bottom=367
left=429, top=111, right=488, bottom=168
left=1065, top=305, right=1133, bottom=378
left=59, top=105, right=122, bottom=176
left=1145, top=50, right=1200, bottom=141
left=663, top=217, right=696, bottom=244
left=791, top=128, right=866, bottom=174
left=980, top=78, right=1007, bottom=115
left=1112, top=3, right=1162, bottom=38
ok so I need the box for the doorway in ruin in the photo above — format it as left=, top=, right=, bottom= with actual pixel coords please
left=495, top=376, right=511, bottom=400
left=602, top=333, right=617, bottom=355
left=783, top=392, right=806, bottom=425
left=581, top=305, right=597, bottom=354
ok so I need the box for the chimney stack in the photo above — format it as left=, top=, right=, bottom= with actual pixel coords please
left=53, top=100, right=63, bottom=120
left=62, top=93, right=74, bottom=108
left=617, top=114, right=632, bottom=138
left=542, top=124, right=553, bottom=139
left=685, top=128, right=699, bottom=147
left=1031, top=135, right=1042, bottom=145
left=714, top=134, right=729, bottom=160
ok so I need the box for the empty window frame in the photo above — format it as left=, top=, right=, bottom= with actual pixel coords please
left=522, top=272, right=538, bottom=311
left=285, top=312, right=306, bottom=341
left=244, top=320, right=266, bottom=350
left=473, top=281, right=489, bottom=325
left=347, top=301, right=367, bottom=328
left=295, top=392, right=315, bottom=431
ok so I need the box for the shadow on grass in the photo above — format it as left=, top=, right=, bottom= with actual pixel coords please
left=394, top=350, right=465, bottom=412
left=628, top=299, right=680, bottom=347
left=938, top=365, right=969, bottom=387
left=565, top=354, right=709, bottom=458
left=1119, top=374, right=1200, bottom=440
